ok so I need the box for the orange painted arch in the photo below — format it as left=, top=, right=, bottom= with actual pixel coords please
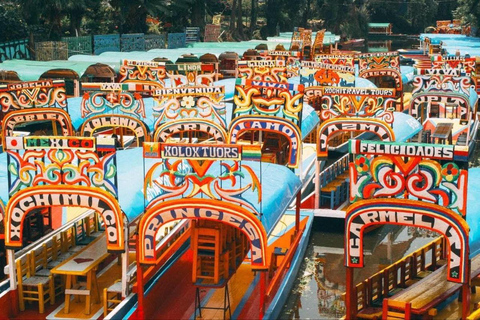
left=2, top=108, right=74, bottom=149
left=5, top=185, right=124, bottom=252
left=138, top=198, right=268, bottom=267
left=317, top=117, right=395, bottom=159
left=79, top=114, right=150, bottom=145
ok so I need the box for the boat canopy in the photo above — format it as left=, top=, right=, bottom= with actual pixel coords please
left=467, top=168, right=480, bottom=257
left=391, top=111, right=422, bottom=142
left=0, top=59, right=115, bottom=82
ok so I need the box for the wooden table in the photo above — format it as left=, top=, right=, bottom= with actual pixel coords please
left=432, top=122, right=453, bottom=144
left=51, top=235, right=109, bottom=315
left=389, top=255, right=480, bottom=316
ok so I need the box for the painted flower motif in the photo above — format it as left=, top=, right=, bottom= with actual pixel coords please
left=180, top=96, right=195, bottom=109
left=441, top=162, right=459, bottom=182
left=355, top=155, right=370, bottom=174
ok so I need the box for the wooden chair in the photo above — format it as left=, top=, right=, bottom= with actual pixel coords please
left=103, top=280, right=122, bottom=317
left=382, top=299, right=411, bottom=320
left=16, top=255, right=54, bottom=313
left=61, top=227, right=75, bottom=254
left=32, top=244, right=64, bottom=300
left=47, top=235, right=70, bottom=269
left=192, top=221, right=228, bottom=285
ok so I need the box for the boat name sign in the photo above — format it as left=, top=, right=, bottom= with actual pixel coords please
left=322, top=87, right=395, bottom=97
left=349, top=140, right=468, bottom=161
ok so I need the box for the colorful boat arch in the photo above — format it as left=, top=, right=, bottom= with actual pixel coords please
left=119, top=59, right=167, bottom=89
left=345, top=199, right=469, bottom=283
left=2, top=108, right=74, bottom=149
left=409, top=75, right=474, bottom=119
left=0, top=80, right=67, bottom=112
left=410, top=92, right=471, bottom=119
left=154, top=118, right=228, bottom=143
left=228, top=115, right=302, bottom=167
left=4, top=185, right=125, bottom=252
left=80, top=114, right=150, bottom=143
left=317, top=118, right=395, bottom=159
left=138, top=198, right=268, bottom=267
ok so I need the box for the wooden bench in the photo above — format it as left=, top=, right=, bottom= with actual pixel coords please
left=386, top=254, right=480, bottom=318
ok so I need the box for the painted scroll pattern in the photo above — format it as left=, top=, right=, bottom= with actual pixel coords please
left=81, top=90, right=146, bottom=119
left=412, top=75, right=473, bottom=97
left=118, top=63, right=167, bottom=87
left=7, top=148, right=117, bottom=198
left=432, top=56, right=476, bottom=75
left=144, top=158, right=261, bottom=214
left=349, top=154, right=467, bottom=216
left=153, top=92, right=226, bottom=129
left=0, top=81, right=67, bottom=113
left=357, top=52, right=401, bottom=73
left=319, top=95, right=395, bottom=123
left=233, top=82, right=304, bottom=126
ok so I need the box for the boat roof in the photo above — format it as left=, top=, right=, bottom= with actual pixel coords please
left=368, top=23, right=391, bottom=28
left=67, top=33, right=340, bottom=72
left=467, top=168, right=480, bottom=257
left=0, top=59, right=112, bottom=82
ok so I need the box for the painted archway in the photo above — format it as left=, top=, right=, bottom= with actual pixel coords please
left=154, top=119, right=228, bottom=143
left=138, top=198, right=268, bottom=267
left=410, top=93, right=471, bottom=119
left=5, top=185, right=125, bottom=252
left=80, top=114, right=150, bottom=145
left=228, top=115, right=302, bottom=168
left=359, top=69, right=403, bottom=91
left=2, top=108, right=73, bottom=148
left=345, top=198, right=469, bottom=283
left=317, top=118, right=395, bottom=159
left=2, top=109, right=73, bottom=136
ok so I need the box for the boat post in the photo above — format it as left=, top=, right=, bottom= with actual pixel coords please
left=122, top=217, right=129, bottom=297
left=315, top=159, right=320, bottom=209
left=345, top=266, right=356, bottom=319
left=259, top=270, right=267, bottom=319
left=7, top=249, right=18, bottom=315
left=462, top=258, right=471, bottom=319
left=135, top=234, right=145, bottom=319
left=295, top=192, right=301, bottom=234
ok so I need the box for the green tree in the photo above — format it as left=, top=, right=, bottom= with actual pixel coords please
left=455, top=0, right=480, bottom=33
left=407, top=0, right=438, bottom=32
left=0, top=3, right=29, bottom=42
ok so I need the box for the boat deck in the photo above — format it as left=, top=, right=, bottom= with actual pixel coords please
left=386, top=254, right=480, bottom=318
left=143, top=214, right=309, bottom=319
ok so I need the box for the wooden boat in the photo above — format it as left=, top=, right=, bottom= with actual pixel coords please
left=109, top=77, right=316, bottom=319
left=0, top=60, right=318, bottom=319
left=338, top=38, right=365, bottom=50
left=408, top=72, right=478, bottom=155
left=344, top=138, right=475, bottom=319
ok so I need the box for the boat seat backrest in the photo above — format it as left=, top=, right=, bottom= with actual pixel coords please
left=30, top=244, right=48, bottom=274
left=16, top=255, right=30, bottom=281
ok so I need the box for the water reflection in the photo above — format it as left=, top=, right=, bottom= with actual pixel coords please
left=281, top=219, right=438, bottom=319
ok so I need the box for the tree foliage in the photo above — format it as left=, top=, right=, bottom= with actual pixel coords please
left=455, top=0, right=480, bottom=34
left=3, top=0, right=476, bottom=42
left=0, top=3, right=29, bottom=42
